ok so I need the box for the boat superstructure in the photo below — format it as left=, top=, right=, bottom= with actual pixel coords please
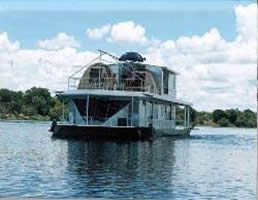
left=51, top=50, right=194, bottom=139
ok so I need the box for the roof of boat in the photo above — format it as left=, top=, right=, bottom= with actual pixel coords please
left=111, top=62, right=179, bottom=75
left=144, top=63, right=179, bottom=75
left=57, top=89, right=192, bottom=106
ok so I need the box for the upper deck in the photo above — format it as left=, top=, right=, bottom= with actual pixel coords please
left=68, top=50, right=178, bottom=99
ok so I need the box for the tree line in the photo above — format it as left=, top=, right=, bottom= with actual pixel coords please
left=0, top=87, right=256, bottom=128
left=0, top=87, right=63, bottom=120
left=195, top=109, right=257, bottom=128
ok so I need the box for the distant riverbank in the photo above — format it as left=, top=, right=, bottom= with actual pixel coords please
left=0, top=119, right=51, bottom=124
left=0, top=87, right=256, bottom=128
left=194, top=109, right=256, bottom=128
left=0, top=117, right=255, bottom=129
left=0, top=113, right=50, bottom=121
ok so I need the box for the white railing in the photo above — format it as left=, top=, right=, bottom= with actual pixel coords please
left=153, top=119, right=175, bottom=129
left=176, top=120, right=185, bottom=127
left=68, top=77, right=160, bottom=94
left=152, top=119, right=190, bottom=129
left=58, top=116, right=191, bottom=129
left=59, top=116, right=133, bottom=127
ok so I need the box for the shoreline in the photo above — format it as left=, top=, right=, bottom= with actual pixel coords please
left=0, top=119, right=51, bottom=124
left=0, top=119, right=255, bottom=129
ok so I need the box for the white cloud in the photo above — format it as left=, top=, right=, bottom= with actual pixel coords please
left=0, top=32, right=20, bottom=52
left=87, top=21, right=148, bottom=44
left=0, top=47, right=98, bottom=91
left=143, top=3, right=257, bottom=111
left=176, top=28, right=227, bottom=53
left=0, top=4, right=256, bottom=111
left=235, top=4, right=257, bottom=42
left=87, top=24, right=111, bottom=40
left=108, top=21, right=147, bottom=44
left=38, top=33, right=81, bottom=50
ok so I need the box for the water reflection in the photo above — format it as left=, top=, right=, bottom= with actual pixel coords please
left=66, top=139, right=176, bottom=198
left=0, top=122, right=255, bottom=199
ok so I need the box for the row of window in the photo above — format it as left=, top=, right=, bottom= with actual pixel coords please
left=143, top=100, right=175, bottom=120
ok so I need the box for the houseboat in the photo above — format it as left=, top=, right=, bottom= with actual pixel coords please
left=50, top=50, right=194, bottom=139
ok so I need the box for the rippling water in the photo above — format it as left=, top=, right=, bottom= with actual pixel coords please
left=0, top=121, right=256, bottom=199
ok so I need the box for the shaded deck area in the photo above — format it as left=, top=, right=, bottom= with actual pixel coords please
left=52, top=124, right=153, bottom=140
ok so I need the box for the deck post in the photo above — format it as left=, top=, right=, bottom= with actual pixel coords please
left=175, top=105, right=177, bottom=127
left=62, top=98, right=65, bottom=121
left=86, top=95, right=89, bottom=125
left=184, top=106, right=187, bottom=128
left=98, top=68, right=101, bottom=88
left=161, top=69, right=164, bottom=95
left=187, top=106, right=190, bottom=128
left=131, top=97, right=134, bottom=126
left=151, top=101, right=154, bottom=124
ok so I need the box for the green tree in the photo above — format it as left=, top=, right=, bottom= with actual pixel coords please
left=212, top=109, right=226, bottom=123
left=225, top=109, right=237, bottom=124
left=217, top=117, right=231, bottom=127
left=49, top=100, right=63, bottom=120
left=23, top=87, right=54, bottom=116
left=235, top=114, right=246, bottom=127
left=196, top=111, right=212, bottom=125
left=243, top=109, right=256, bottom=119
left=21, top=105, right=37, bottom=116
left=246, top=118, right=256, bottom=128
left=0, top=89, right=23, bottom=114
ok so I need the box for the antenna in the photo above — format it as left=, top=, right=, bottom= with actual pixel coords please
left=98, top=49, right=119, bottom=60
left=98, top=50, right=143, bottom=81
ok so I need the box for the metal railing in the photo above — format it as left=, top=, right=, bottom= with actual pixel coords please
left=175, top=120, right=185, bottom=127
left=70, top=77, right=159, bottom=93
left=58, top=117, right=192, bottom=130
left=59, top=116, right=133, bottom=127
left=152, top=119, right=190, bottom=129
left=153, top=119, right=175, bottom=129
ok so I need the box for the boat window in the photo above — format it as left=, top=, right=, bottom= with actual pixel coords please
left=165, top=105, right=171, bottom=120
left=173, top=75, right=176, bottom=90
left=163, top=71, right=168, bottom=94
left=153, top=103, right=159, bottom=119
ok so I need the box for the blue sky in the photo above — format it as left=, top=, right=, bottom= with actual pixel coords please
left=0, top=1, right=256, bottom=111
left=0, top=0, right=255, bottom=51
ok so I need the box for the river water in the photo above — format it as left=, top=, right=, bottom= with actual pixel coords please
left=0, top=121, right=256, bottom=199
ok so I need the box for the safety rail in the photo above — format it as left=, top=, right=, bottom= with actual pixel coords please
left=58, top=116, right=133, bottom=127
left=58, top=118, right=190, bottom=128
left=153, top=119, right=175, bottom=129
left=70, top=77, right=158, bottom=93
left=152, top=119, right=190, bottom=129
left=176, top=120, right=185, bottom=127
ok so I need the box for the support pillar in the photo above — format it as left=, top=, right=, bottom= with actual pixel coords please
left=86, top=95, right=89, bottom=125
left=175, top=105, right=177, bottom=126
left=62, top=98, right=65, bottom=121
left=187, top=106, right=190, bottom=128
left=184, top=106, right=187, bottom=128
left=131, top=97, right=134, bottom=126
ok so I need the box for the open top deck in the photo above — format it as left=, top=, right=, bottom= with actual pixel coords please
left=67, top=50, right=179, bottom=100
left=52, top=50, right=194, bottom=139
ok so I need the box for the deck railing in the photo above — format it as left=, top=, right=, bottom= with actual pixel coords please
left=152, top=119, right=190, bottom=129
left=58, top=117, right=191, bottom=129
left=59, top=116, right=133, bottom=127
left=69, top=77, right=159, bottom=94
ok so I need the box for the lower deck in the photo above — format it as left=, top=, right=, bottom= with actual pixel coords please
left=54, top=91, right=193, bottom=139
left=63, top=94, right=192, bottom=128
left=51, top=124, right=191, bottom=140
